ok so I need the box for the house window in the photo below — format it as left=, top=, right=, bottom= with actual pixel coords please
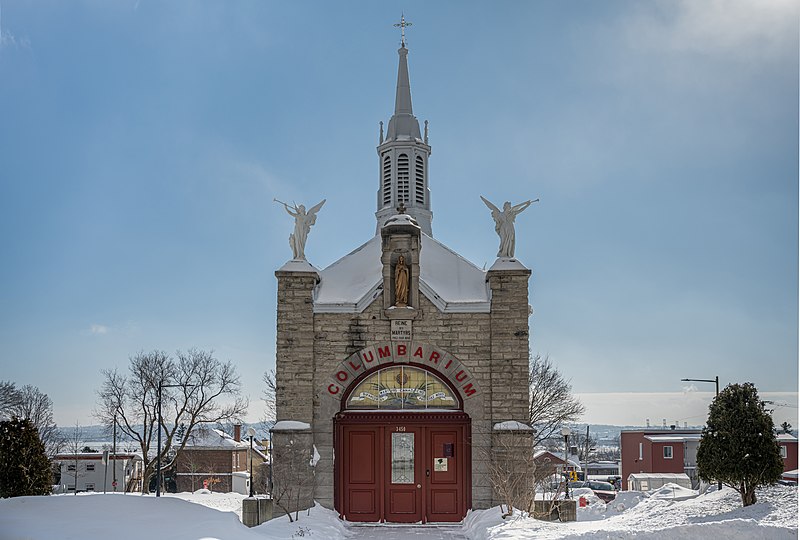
left=85, top=483, right=95, bottom=491
left=780, top=445, right=787, bottom=458
left=663, top=446, right=673, bottom=459
left=86, top=463, right=95, bottom=471
left=67, top=464, right=76, bottom=472
left=638, top=442, right=643, bottom=460
left=67, top=485, right=75, bottom=491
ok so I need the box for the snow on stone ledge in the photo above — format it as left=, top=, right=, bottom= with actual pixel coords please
left=493, top=420, right=533, bottom=431
left=276, top=259, right=320, bottom=273
left=271, top=420, right=312, bottom=431
left=488, top=257, right=529, bottom=272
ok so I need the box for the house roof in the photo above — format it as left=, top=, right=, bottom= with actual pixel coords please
left=777, top=434, right=798, bottom=442
left=645, top=434, right=702, bottom=443
left=183, top=428, right=249, bottom=450
left=312, top=233, right=492, bottom=313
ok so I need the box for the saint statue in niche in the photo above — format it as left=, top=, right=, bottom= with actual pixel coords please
left=480, top=196, right=538, bottom=258
left=394, top=255, right=409, bottom=307
left=275, top=198, right=326, bottom=261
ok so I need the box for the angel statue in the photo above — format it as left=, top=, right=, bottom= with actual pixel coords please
left=480, top=196, right=538, bottom=258
left=274, top=198, right=326, bottom=260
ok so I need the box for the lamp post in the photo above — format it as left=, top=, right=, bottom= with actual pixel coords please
left=156, top=381, right=191, bottom=498
left=562, top=426, right=571, bottom=499
left=681, top=376, right=721, bottom=491
left=247, top=427, right=256, bottom=497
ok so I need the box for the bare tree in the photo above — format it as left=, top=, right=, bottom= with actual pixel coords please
left=262, top=369, right=276, bottom=423
left=486, top=430, right=537, bottom=518
left=65, top=422, right=84, bottom=495
left=0, top=381, right=63, bottom=457
left=271, top=435, right=315, bottom=522
left=95, top=349, right=248, bottom=494
left=0, top=381, right=22, bottom=418
left=529, top=355, right=585, bottom=447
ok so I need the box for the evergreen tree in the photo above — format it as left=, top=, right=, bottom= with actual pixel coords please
left=696, top=382, right=784, bottom=506
left=0, top=417, right=53, bottom=497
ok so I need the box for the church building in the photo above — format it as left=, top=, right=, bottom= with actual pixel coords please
left=272, top=28, right=535, bottom=523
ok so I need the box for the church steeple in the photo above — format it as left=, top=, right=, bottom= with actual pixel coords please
left=376, top=19, right=433, bottom=236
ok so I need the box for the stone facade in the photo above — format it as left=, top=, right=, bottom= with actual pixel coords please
left=274, top=252, right=533, bottom=512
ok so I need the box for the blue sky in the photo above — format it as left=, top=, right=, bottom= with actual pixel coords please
left=0, top=1, right=797, bottom=427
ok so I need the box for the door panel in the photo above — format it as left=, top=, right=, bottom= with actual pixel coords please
left=426, top=427, right=463, bottom=522
left=384, top=427, right=423, bottom=522
left=342, top=426, right=381, bottom=521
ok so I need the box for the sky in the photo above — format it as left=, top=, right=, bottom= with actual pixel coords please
left=0, top=1, right=797, bottom=429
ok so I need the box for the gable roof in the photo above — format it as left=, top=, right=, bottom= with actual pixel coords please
left=183, top=428, right=249, bottom=450
left=312, top=233, right=491, bottom=313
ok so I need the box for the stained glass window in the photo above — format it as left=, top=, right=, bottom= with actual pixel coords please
left=346, top=366, right=459, bottom=410
left=391, top=432, right=414, bottom=484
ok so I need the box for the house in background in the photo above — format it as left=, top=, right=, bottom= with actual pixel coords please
left=175, top=424, right=268, bottom=494
left=777, top=433, right=798, bottom=476
left=620, top=428, right=702, bottom=490
left=54, top=452, right=143, bottom=493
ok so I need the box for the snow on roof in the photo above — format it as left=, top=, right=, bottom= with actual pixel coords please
left=312, top=233, right=492, bottom=313
left=627, top=473, right=691, bottom=480
left=645, top=434, right=702, bottom=442
left=184, top=428, right=249, bottom=449
left=777, top=433, right=798, bottom=442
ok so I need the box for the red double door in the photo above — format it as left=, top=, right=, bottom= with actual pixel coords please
left=335, top=412, right=470, bottom=523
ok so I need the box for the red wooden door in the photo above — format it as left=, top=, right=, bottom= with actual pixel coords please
left=426, top=426, right=463, bottom=522
left=384, top=426, right=423, bottom=523
left=342, top=425, right=381, bottom=522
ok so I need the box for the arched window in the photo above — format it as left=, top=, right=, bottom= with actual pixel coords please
left=346, top=366, right=460, bottom=410
left=382, top=155, right=392, bottom=206
left=397, top=154, right=409, bottom=203
left=415, top=156, right=425, bottom=204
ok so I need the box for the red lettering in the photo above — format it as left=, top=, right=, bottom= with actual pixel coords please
left=428, top=351, right=441, bottom=364
left=455, top=370, right=467, bottom=382
left=328, top=384, right=340, bottom=395
left=462, top=383, right=476, bottom=396
left=336, top=370, right=349, bottom=382
left=361, top=351, right=375, bottom=363
left=348, top=360, right=363, bottom=372
left=413, top=347, right=424, bottom=358
left=377, top=346, right=391, bottom=358
left=397, top=344, right=406, bottom=356
left=443, top=358, right=453, bottom=370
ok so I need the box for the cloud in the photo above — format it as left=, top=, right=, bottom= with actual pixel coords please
left=682, top=384, right=698, bottom=393
left=622, top=0, right=796, bottom=61
left=89, top=324, right=109, bottom=335
left=0, top=4, right=31, bottom=50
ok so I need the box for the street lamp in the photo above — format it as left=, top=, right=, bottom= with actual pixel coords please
left=681, top=376, right=721, bottom=491
left=562, top=426, right=571, bottom=499
left=247, top=427, right=256, bottom=497
left=156, top=381, right=193, bottom=498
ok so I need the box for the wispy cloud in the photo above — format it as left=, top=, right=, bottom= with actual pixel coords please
left=89, top=324, right=109, bottom=335
left=0, top=3, right=31, bottom=50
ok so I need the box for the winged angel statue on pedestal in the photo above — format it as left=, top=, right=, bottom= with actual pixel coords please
left=480, top=196, right=538, bottom=258
left=275, top=198, right=326, bottom=261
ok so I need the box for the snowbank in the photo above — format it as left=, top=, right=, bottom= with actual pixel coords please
left=0, top=485, right=795, bottom=540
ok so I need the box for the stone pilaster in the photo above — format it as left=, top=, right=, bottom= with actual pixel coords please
left=275, top=263, right=319, bottom=423
left=487, top=259, right=532, bottom=423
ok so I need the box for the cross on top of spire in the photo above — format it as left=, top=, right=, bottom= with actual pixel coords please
left=393, top=14, right=412, bottom=47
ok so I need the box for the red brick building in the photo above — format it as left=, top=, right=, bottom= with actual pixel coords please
left=777, top=434, right=798, bottom=475
left=176, top=425, right=265, bottom=493
left=620, top=429, right=701, bottom=490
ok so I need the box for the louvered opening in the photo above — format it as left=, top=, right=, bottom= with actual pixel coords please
left=382, top=155, right=392, bottom=206
left=415, top=156, right=425, bottom=204
left=397, top=154, right=409, bottom=203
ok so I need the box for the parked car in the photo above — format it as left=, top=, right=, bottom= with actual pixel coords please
left=569, top=480, right=617, bottom=503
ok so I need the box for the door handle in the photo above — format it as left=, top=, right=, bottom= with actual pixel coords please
left=416, top=484, right=421, bottom=489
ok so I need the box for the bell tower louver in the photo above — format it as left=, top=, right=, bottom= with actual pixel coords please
left=375, top=39, right=433, bottom=236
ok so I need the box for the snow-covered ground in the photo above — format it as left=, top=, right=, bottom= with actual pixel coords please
left=0, top=485, right=795, bottom=540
